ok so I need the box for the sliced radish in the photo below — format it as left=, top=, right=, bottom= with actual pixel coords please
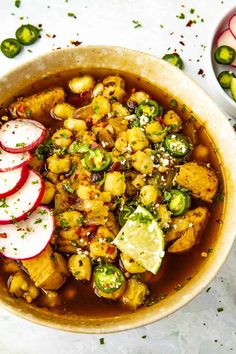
left=0, top=166, right=29, bottom=198
left=0, top=119, right=46, bottom=153
left=229, top=14, right=236, bottom=39
left=217, top=28, right=236, bottom=66
left=0, top=206, right=54, bottom=260
left=0, top=169, right=45, bottom=224
left=0, top=147, right=32, bottom=172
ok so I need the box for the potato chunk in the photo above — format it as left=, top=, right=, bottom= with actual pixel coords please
left=8, top=271, right=39, bottom=303
left=122, top=278, right=148, bottom=310
left=145, top=121, right=166, bottom=143
left=68, top=253, right=91, bottom=281
left=22, top=246, right=69, bottom=290
left=121, top=253, right=145, bottom=274
left=163, top=110, right=182, bottom=132
left=166, top=206, right=209, bottom=253
left=64, top=118, right=87, bottom=132
left=68, top=75, right=95, bottom=94
left=131, top=151, right=153, bottom=174
left=53, top=103, right=75, bottom=120
left=127, top=127, right=149, bottom=152
left=104, top=172, right=126, bottom=196
left=176, top=162, right=219, bottom=203
left=47, top=154, right=71, bottom=174
left=139, top=185, right=157, bottom=206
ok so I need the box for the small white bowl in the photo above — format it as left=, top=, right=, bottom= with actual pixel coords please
left=206, top=4, right=236, bottom=117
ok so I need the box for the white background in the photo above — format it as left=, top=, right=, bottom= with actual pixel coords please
left=0, top=1, right=235, bottom=353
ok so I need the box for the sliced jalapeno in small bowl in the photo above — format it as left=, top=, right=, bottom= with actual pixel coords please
left=1, top=38, right=21, bottom=58
left=164, top=133, right=190, bottom=157
left=217, top=71, right=236, bottom=89
left=84, top=148, right=111, bottom=172
left=162, top=53, right=184, bottom=69
left=15, top=24, right=40, bottom=45
left=214, top=45, right=236, bottom=65
left=94, top=264, right=125, bottom=294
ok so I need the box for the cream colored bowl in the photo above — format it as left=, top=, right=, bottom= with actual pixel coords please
left=0, top=46, right=236, bottom=333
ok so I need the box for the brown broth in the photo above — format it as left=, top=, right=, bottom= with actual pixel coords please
left=0, top=69, right=224, bottom=317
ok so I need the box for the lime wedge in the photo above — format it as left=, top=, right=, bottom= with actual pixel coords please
left=113, top=205, right=165, bottom=274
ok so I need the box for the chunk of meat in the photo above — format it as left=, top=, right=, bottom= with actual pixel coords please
left=166, top=206, right=209, bottom=253
left=176, top=162, right=219, bottom=203
left=9, top=87, right=65, bottom=126
left=22, top=245, right=69, bottom=290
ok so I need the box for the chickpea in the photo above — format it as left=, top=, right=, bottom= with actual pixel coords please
left=41, top=181, right=56, bottom=204
left=127, top=127, right=149, bottom=151
left=111, top=102, right=129, bottom=117
left=131, top=151, right=153, bottom=174
left=51, top=128, right=73, bottom=148
left=60, top=227, right=79, bottom=241
left=40, top=290, right=61, bottom=307
left=92, top=82, right=104, bottom=97
left=127, top=91, right=149, bottom=105
left=92, top=95, right=111, bottom=123
left=64, top=118, right=87, bottom=132
left=68, top=254, right=92, bottom=281
left=121, top=253, right=145, bottom=273
left=140, top=185, right=158, bottom=206
left=145, top=121, right=166, bottom=143
left=122, top=278, right=148, bottom=310
left=102, top=75, right=125, bottom=101
left=58, top=210, right=83, bottom=228
left=104, top=172, right=126, bottom=196
left=47, top=154, right=71, bottom=174
left=52, top=103, right=75, bottom=120
left=163, top=110, right=182, bottom=132
left=68, top=75, right=95, bottom=94
left=192, top=144, right=209, bottom=163
left=8, top=271, right=39, bottom=303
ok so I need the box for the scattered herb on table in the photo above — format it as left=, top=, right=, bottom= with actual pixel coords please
left=217, top=307, right=224, bottom=312
left=15, top=0, right=21, bottom=8
left=132, top=20, right=142, bottom=28
left=67, top=12, right=77, bottom=18
left=176, top=13, right=185, bottom=19
left=99, top=338, right=105, bottom=345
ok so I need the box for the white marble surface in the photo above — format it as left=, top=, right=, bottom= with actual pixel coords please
left=0, top=0, right=235, bottom=353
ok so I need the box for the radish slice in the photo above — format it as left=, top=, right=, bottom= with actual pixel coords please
left=0, top=119, right=46, bottom=153
left=0, top=166, right=29, bottom=198
left=0, top=206, right=54, bottom=260
left=0, top=169, right=45, bottom=224
left=229, top=14, right=236, bottom=39
left=0, top=147, right=32, bottom=172
left=217, top=28, right=236, bottom=66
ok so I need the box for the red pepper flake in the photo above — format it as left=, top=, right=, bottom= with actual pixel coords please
left=109, top=161, right=121, bottom=172
left=106, top=246, right=115, bottom=255
left=179, top=41, right=185, bottom=46
left=52, top=34, right=56, bottom=38
left=186, top=20, right=193, bottom=27
left=38, top=24, right=43, bottom=28
left=198, top=68, right=205, bottom=77
left=46, top=33, right=52, bottom=38
left=70, top=40, right=82, bottom=46
left=0, top=233, right=7, bottom=238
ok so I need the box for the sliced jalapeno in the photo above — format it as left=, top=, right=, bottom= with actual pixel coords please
left=162, top=53, right=183, bottom=69
left=165, top=189, right=191, bottom=216
left=164, top=133, right=190, bottom=157
left=136, top=99, right=159, bottom=121
left=15, top=24, right=39, bottom=45
left=0, top=38, right=21, bottom=58
left=84, top=148, right=111, bottom=172
left=94, top=264, right=125, bottom=294
left=217, top=71, right=235, bottom=89
left=214, top=45, right=236, bottom=65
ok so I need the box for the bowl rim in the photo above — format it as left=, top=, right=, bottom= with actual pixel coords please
left=205, top=4, right=236, bottom=115
left=0, top=45, right=236, bottom=333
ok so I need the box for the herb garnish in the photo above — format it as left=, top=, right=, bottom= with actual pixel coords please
left=132, top=20, right=142, bottom=28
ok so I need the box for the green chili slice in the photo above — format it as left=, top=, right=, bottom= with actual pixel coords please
left=162, top=53, right=183, bottom=69
left=1, top=38, right=21, bottom=58
left=84, top=148, right=111, bottom=172
left=136, top=99, right=160, bottom=120
left=217, top=71, right=235, bottom=89
left=94, top=264, right=125, bottom=294
left=164, top=133, right=190, bottom=157
left=15, top=24, right=40, bottom=45
left=165, top=189, right=191, bottom=216
left=214, top=46, right=236, bottom=65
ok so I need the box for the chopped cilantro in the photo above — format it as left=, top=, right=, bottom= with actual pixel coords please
left=15, top=0, right=21, bottom=8
left=217, top=307, right=224, bottom=312
left=170, top=99, right=178, bottom=108
left=60, top=218, right=69, bottom=229
left=16, top=142, right=25, bottom=147
left=35, top=139, right=54, bottom=160
left=67, top=12, right=77, bottom=18
left=71, top=240, right=78, bottom=247
left=93, top=102, right=100, bottom=114
left=190, top=8, right=195, bottom=14
left=176, top=13, right=185, bottom=19
left=132, top=20, right=142, bottom=28
left=32, top=180, right=39, bottom=185
left=63, top=182, right=75, bottom=194
left=25, top=109, right=32, bottom=117
left=130, top=212, right=152, bottom=224
left=0, top=198, right=9, bottom=208
left=34, top=218, right=42, bottom=224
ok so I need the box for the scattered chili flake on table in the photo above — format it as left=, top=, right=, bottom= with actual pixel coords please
left=186, top=20, right=193, bottom=27
left=70, top=40, right=82, bottom=46
left=179, top=41, right=185, bottom=46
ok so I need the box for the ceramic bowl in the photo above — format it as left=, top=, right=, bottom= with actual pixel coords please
left=0, top=46, right=236, bottom=333
left=205, top=4, right=236, bottom=116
